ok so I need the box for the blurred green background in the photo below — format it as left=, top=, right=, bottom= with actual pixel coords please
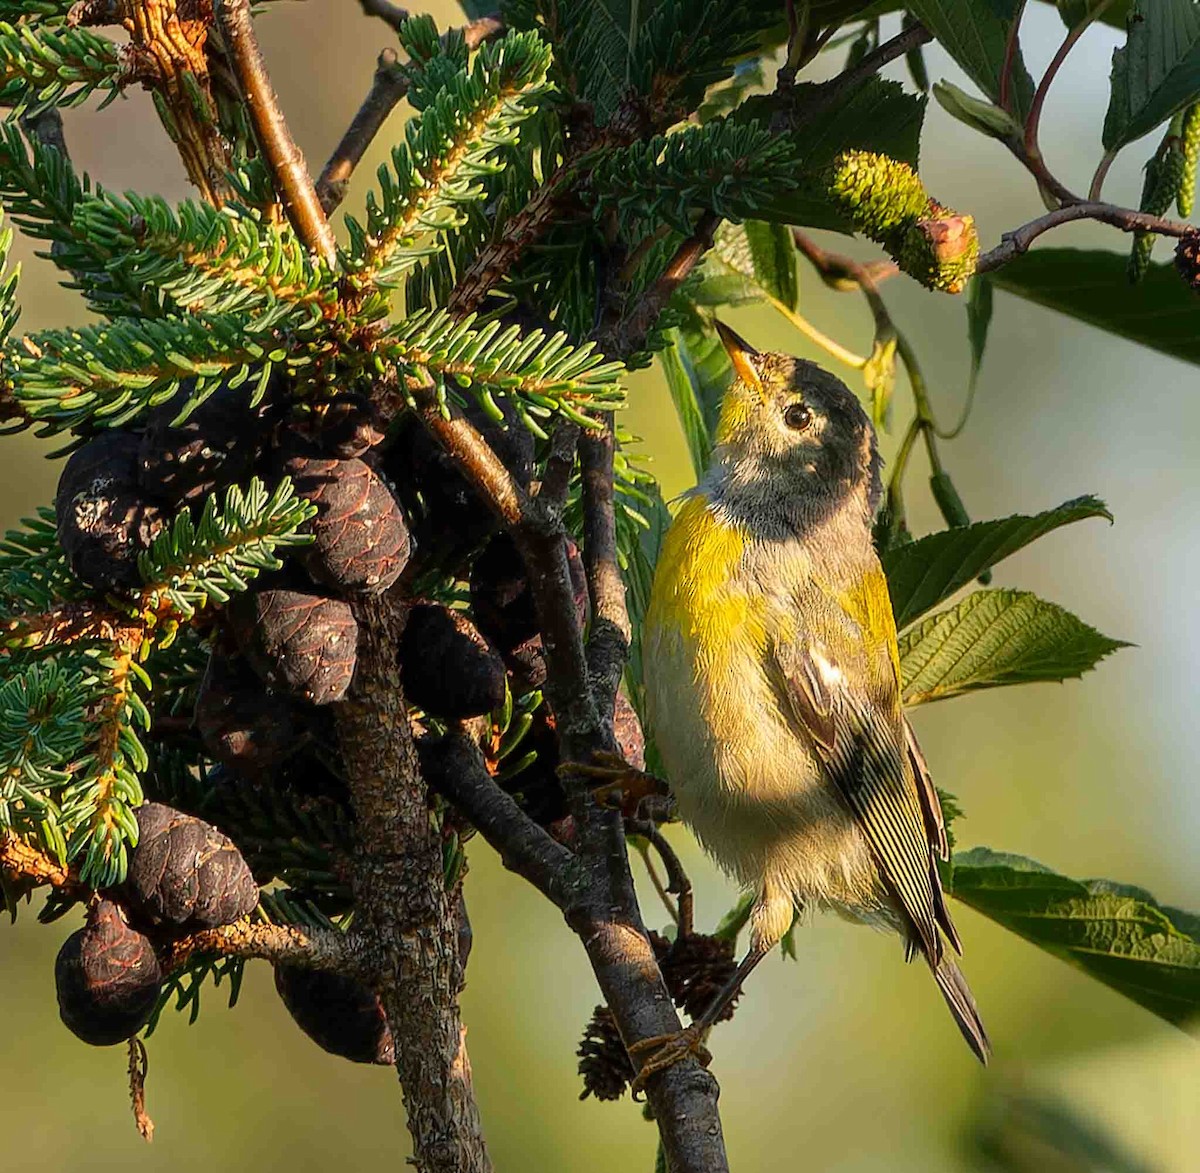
left=0, top=4, right=1196, bottom=1170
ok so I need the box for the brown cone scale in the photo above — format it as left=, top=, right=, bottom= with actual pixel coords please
left=399, top=602, right=507, bottom=719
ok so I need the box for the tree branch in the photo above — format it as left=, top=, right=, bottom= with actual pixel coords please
left=335, top=592, right=491, bottom=1173
left=161, top=918, right=352, bottom=973
left=0, top=833, right=79, bottom=893
left=358, top=0, right=409, bottom=33
left=976, top=202, right=1194, bottom=272
left=216, top=0, right=337, bottom=266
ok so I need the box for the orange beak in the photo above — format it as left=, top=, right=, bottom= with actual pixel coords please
left=714, top=319, right=765, bottom=402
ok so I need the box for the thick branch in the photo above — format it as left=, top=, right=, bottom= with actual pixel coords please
left=0, top=834, right=78, bottom=893
left=216, top=0, right=337, bottom=266
left=427, top=732, right=573, bottom=905
left=161, top=918, right=351, bottom=973
left=335, top=592, right=490, bottom=1173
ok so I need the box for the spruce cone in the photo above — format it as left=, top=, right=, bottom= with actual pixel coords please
left=399, top=602, right=506, bottom=718
left=138, top=383, right=266, bottom=508
left=1175, top=230, right=1200, bottom=292
left=56, top=431, right=164, bottom=589
left=229, top=588, right=359, bottom=705
left=274, top=965, right=394, bottom=1065
left=282, top=451, right=410, bottom=595
left=55, top=899, right=163, bottom=1046
left=577, top=1005, right=635, bottom=1101
left=124, top=802, right=259, bottom=928
left=469, top=534, right=588, bottom=692
left=309, top=394, right=384, bottom=459
left=194, top=649, right=304, bottom=776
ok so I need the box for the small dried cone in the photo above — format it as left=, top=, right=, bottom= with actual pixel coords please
left=57, top=431, right=164, bottom=589
left=281, top=451, right=410, bottom=595
left=577, top=1005, right=635, bottom=1100
left=229, top=588, right=359, bottom=705
left=194, top=650, right=304, bottom=776
left=274, top=965, right=395, bottom=1065
left=399, top=602, right=507, bottom=719
left=55, top=899, right=163, bottom=1046
left=1174, top=230, right=1200, bottom=292
left=138, top=382, right=268, bottom=508
left=123, top=802, right=259, bottom=928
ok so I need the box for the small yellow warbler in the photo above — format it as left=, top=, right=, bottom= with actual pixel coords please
left=641, top=323, right=988, bottom=1069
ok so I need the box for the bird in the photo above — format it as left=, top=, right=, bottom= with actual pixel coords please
left=633, top=321, right=989, bottom=1081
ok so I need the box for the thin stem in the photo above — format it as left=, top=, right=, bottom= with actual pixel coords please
left=635, top=839, right=680, bottom=927
left=998, top=0, right=1027, bottom=114
left=771, top=297, right=869, bottom=369
left=631, top=821, right=695, bottom=938
left=1088, top=147, right=1118, bottom=202
left=216, top=0, right=337, bottom=266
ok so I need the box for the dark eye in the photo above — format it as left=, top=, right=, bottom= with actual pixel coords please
left=784, top=403, right=813, bottom=431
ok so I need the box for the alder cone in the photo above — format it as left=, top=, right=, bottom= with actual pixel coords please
left=274, top=964, right=395, bottom=1065
left=124, top=802, right=259, bottom=928
left=282, top=452, right=410, bottom=595
left=399, top=602, right=506, bottom=718
left=229, top=588, right=359, bottom=705
left=138, top=383, right=266, bottom=508
left=56, top=431, right=164, bottom=589
left=1175, top=230, right=1200, bottom=291
left=194, top=649, right=304, bottom=775
left=55, top=899, right=163, bottom=1046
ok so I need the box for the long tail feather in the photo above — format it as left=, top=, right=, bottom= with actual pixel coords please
left=933, top=956, right=990, bottom=1064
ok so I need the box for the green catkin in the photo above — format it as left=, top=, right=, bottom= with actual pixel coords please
left=1178, top=103, right=1200, bottom=217
left=1129, top=133, right=1185, bottom=283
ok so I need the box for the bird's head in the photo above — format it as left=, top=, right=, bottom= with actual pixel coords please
left=707, top=321, right=881, bottom=533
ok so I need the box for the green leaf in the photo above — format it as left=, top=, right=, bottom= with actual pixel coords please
left=989, top=248, right=1200, bottom=365
left=932, top=79, right=1022, bottom=143
left=741, top=220, right=798, bottom=310
left=884, top=495, right=1111, bottom=629
left=949, top=847, right=1200, bottom=1027
left=900, top=589, right=1127, bottom=704
left=1103, top=0, right=1200, bottom=152
left=660, top=336, right=714, bottom=479
left=658, top=322, right=729, bottom=478
left=966, top=274, right=993, bottom=392
left=906, top=0, right=1036, bottom=121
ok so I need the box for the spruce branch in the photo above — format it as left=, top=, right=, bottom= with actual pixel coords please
left=162, top=916, right=353, bottom=974
left=74, top=192, right=338, bottom=316
left=0, top=508, right=84, bottom=614
left=383, top=310, right=624, bottom=432
left=137, top=478, right=317, bottom=619
left=2, top=601, right=141, bottom=652
left=215, top=0, right=336, bottom=264
left=345, top=28, right=552, bottom=289
left=11, top=304, right=328, bottom=432
left=0, top=20, right=141, bottom=114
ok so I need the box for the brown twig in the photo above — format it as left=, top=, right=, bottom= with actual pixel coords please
left=161, top=917, right=353, bottom=973
left=976, top=201, right=1194, bottom=272
left=3, top=602, right=143, bottom=653
left=358, top=0, right=409, bottom=32
left=998, top=0, right=1027, bottom=115
left=216, top=0, right=337, bottom=266
left=536, top=422, right=581, bottom=514
left=316, top=15, right=506, bottom=215
left=630, top=820, right=694, bottom=938
left=127, top=1038, right=154, bottom=1143
left=0, top=833, right=79, bottom=893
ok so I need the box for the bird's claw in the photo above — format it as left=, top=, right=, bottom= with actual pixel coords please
left=628, top=1025, right=712, bottom=1097
left=556, top=751, right=667, bottom=817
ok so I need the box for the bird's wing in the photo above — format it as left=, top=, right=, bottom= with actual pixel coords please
left=768, top=600, right=949, bottom=964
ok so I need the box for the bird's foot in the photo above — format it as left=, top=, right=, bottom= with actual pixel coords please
left=556, top=750, right=668, bottom=817
left=628, top=1024, right=712, bottom=1096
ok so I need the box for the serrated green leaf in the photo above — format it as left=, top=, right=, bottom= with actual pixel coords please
left=949, top=847, right=1200, bottom=1027
left=989, top=248, right=1200, bottom=365
left=900, top=589, right=1127, bottom=704
left=741, top=220, right=797, bottom=310
left=884, top=496, right=1111, bottom=629
left=660, top=336, right=713, bottom=479
left=906, top=0, right=1036, bottom=120
left=657, top=323, right=729, bottom=479
left=1103, top=0, right=1200, bottom=152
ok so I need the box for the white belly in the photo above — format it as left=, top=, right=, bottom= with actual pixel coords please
left=644, top=617, right=886, bottom=935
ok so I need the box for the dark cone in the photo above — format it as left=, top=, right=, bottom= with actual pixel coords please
left=577, top=1005, right=635, bottom=1101
left=124, top=802, right=259, bottom=929
left=55, top=899, right=163, bottom=1046
left=229, top=588, right=359, bottom=705
left=194, top=649, right=304, bottom=776
left=660, top=933, right=740, bottom=1024
left=138, top=382, right=267, bottom=508
left=281, top=452, right=410, bottom=595
left=1175, top=230, right=1200, bottom=291
left=57, top=431, right=164, bottom=590
left=274, top=964, right=394, bottom=1065
left=307, top=394, right=385, bottom=459
left=399, top=602, right=506, bottom=719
